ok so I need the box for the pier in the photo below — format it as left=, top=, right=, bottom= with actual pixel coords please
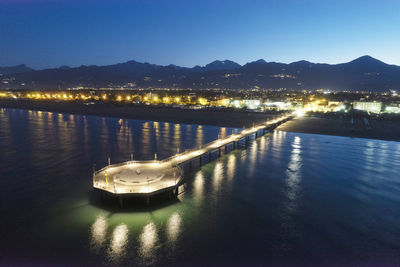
left=93, top=113, right=293, bottom=205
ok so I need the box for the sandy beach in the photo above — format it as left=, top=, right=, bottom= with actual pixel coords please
left=0, top=99, right=283, bottom=128
left=277, top=116, right=400, bottom=142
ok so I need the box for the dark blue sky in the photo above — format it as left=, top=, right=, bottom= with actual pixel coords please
left=1, top=0, right=399, bottom=69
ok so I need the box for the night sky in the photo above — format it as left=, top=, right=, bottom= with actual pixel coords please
left=1, top=0, right=399, bottom=69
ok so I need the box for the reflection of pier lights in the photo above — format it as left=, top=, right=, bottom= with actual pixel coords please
left=90, top=215, right=107, bottom=250
left=108, top=223, right=129, bottom=262
left=212, top=162, right=224, bottom=192
left=285, top=136, right=302, bottom=213
left=139, top=221, right=158, bottom=261
left=167, top=212, right=182, bottom=244
left=193, top=171, right=205, bottom=204
left=227, top=154, right=236, bottom=181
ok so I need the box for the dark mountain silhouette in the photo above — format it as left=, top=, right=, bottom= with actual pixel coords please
left=0, top=64, right=33, bottom=75
left=203, top=60, right=241, bottom=71
left=347, top=55, right=386, bottom=66
left=2, top=56, right=400, bottom=91
left=252, top=59, right=268, bottom=64
left=58, top=65, right=71, bottom=70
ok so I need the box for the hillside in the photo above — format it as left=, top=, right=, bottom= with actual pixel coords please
left=2, top=56, right=400, bottom=91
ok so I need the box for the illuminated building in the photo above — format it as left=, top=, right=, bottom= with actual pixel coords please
left=385, top=105, right=400, bottom=113
left=353, top=101, right=382, bottom=113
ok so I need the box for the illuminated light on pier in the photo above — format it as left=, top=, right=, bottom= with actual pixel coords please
left=93, top=161, right=183, bottom=196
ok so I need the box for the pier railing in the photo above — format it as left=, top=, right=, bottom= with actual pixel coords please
left=93, top=165, right=184, bottom=195
left=94, top=160, right=159, bottom=176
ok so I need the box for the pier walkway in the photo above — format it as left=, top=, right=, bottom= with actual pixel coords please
left=93, top=113, right=293, bottom=201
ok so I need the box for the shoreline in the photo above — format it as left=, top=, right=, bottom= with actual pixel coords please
left=276, top=116, right=400, bottom=142
left=2, top=100, right=399, bottom=142
left=0, top=99, right=283, bottom=128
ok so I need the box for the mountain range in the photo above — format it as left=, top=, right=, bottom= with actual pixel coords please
left=0, top=64, right=33, bottom=75
left=1, top=56, right=400, bottom=92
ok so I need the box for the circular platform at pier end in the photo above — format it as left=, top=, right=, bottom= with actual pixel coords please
left=93, top=161, right=183, bottom=196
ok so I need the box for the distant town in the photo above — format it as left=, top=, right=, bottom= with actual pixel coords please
left=0, top=88, right=399, bottom=116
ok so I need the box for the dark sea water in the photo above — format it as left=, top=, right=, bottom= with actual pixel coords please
left=0, top=108, right=400, bottom=266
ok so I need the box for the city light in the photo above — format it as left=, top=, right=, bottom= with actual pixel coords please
left=295, top=109, right=305, bottom=117
left=0, top=89, right=398, bottom=115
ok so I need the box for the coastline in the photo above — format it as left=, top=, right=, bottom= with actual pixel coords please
left=0, top=99, right=281, bottom=128
left=276, top=116, right=400, bottom=142
left=2, top=100, right=399, bottom=142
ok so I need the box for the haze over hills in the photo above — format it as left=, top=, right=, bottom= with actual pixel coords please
left=1, top=56, right=400, bottom=92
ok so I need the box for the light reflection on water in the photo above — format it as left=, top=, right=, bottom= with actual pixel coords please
left=166, top=212, right=182, bottom=244
left=259, top=135, right=267, bottom=158
left=154, top=121, right=160, bottom=145
left=364, top=140, right=375, bottom=172
left=212, top=161, right=224, bottom=193
left=193, top=170, right=205, bottom=204
left=173, top=124, right=181, bottom=150
left=108, top=223, right=129, bottom=262
left=286, top=136, right=302, bottom=208
left=227, top=154, right=236, bottom=181
left=90, top=215, right=108, bottom=251
left=280, top=134, right=302, bottom=242
left=196, top=125, right=203, bottom=148
left=220, top=127, right=227, bottom=138
left=248, top=139, right=258, bottom=176
left=139, top=221, right=158, bottom=263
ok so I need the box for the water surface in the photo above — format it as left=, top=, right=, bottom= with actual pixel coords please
left=0, top=108, right=399, bottom=265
